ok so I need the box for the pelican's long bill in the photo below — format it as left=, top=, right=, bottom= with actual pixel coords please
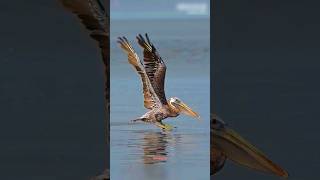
left=173, top=100, right=201, bottom=120
left=213, top=126, right=288, bottom=178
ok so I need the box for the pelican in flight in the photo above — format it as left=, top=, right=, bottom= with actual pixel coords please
left=58, top=0, right=109, bottom=179
left=211, top=114, right=288, bottom=178
left=118, top=34, right=200, bottom=130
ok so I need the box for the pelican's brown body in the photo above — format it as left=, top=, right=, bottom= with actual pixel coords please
left=141, top=104, right=179, bottom=123
left=211, top=115, right=288, bottom=177
left=118, top=34, right=200, bottom=130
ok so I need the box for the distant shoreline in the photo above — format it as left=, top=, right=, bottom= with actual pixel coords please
left=110, top=16, right=210, bottom=22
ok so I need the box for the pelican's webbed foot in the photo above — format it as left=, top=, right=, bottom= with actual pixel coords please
left=155, top=122, right=174, bottom=131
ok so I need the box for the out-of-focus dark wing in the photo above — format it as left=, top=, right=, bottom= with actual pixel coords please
left=59, top=0, right=109, bottom=65
left=59, top=0, right=107, bottom=32
left=136, top=34, right=168, bottom=105
left=117, top=37, right=162, bottom=109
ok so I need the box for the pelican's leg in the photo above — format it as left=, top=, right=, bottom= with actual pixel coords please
left=155, top=122, right=173, bottom=131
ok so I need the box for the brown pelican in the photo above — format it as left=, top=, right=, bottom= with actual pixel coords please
left=211, top=114, right=288, bottom=178
left=117, top=34, right=200, bottom=130
left=58, top=0, right=109, bottom=179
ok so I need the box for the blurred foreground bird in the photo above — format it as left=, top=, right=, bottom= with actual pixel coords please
left=211, top=114, right=288, bottom=178
left=118, top=34, right=200, bottom=130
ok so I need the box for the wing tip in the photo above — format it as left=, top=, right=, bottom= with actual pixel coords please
left=136, top=33, right=153, bottom=51
left=117, top=36, right=133, bottom=53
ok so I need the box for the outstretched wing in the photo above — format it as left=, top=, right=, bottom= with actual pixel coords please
left=136, top=34, right=168, bottom=105
left=117, top=37, right=162, bottom=109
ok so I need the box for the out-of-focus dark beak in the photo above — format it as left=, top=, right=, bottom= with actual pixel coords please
left=213, top=126, right=289, bottom=178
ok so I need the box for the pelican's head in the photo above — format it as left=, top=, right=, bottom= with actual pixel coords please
left=169, top=97, right=201, bottom=120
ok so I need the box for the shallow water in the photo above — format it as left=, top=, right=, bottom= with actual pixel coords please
left=110, top=19, right=210, bottom=180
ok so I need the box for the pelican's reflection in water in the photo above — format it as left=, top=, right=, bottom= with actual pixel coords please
left=142, top=131, right=171, bottom=164
left=112, top=123, right=209, bottom=179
